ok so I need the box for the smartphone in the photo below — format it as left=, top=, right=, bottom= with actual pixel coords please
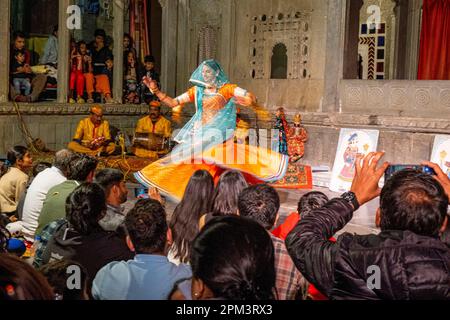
left=134, top=187, right=149, bottom=199
left=385, top=165, right=436, bottom=182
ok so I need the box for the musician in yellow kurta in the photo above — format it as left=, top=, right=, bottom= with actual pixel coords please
left=132, top=101, right=172, bottom=158
left=68, top=105, right=116, bottom=156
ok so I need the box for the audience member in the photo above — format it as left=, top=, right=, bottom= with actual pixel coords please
left=36, top=154, right=98, bottom=236
left=40, top=25, right=58, bottom=66
left=271, top=191, right=330, bottom=300
left=238, top=184, right=305, bottom=300
left=94, top=169, right=128, bottom=232
left=272, top=191, right=329, bottom=240
left=140, top=55, right=160, bottom=103
left=7, top=149, right=72, bottom=242
left=190, top=215, right=276, bottom=300
left=123, top=33, right=137, bottom=59
left=199, top=170, right=248, bottom=229
left=169, top=170, right=214, bottom=264
left=92, top=199, right=191, bottom=300
left=0, top=253, right=54, bottom=300
left=123, top=50, right=142, bottom=104
left=69, top=40, right=93, bottom=104
left=0, top=146, right=33, bottom=219
left=10, top=31, right=48, bottom=103
left=15, top=162, right=52, bottom=222
left=104, top=55, right=114, bottom=93
left=11, top=50, right=32, bottom=96
left=88, top=29, right=113, bottom=103
left=39, top=260, right=89, bottom=300
left=286, top=153, right=450, bottom=300
left=40, top=183, right=133, bottom=282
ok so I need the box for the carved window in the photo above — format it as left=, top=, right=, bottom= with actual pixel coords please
left=271, top=43, right=288, bottom=79
left=248, top=10, right=311, bottom=80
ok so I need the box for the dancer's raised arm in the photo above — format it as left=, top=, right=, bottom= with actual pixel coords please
left=234, top=90, right=271, bottom=122
left=142, top=76, right=179, bottom=108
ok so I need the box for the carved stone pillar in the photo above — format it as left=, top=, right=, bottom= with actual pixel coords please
left=405, top=0, right=422, bottom=80
left=0, top=0, right=11, bottom=103
left=159, top=0, right=178, bottom=97
left=113, top=0, right=125, bottom=103
left=322, top=0, right=348, bottom=112
left=392, top=0, right=409, bottom=79
left=176, top=0, right=190, bottom=95
left=343, top=0, right=364, bottom=80
left=57, top=0, right=72, bottom=103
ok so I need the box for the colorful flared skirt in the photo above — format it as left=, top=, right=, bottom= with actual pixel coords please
left=134, top=142, right=289, bottom=202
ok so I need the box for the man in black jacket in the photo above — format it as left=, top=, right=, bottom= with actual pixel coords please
left=286, top=152, right=449, bottom=300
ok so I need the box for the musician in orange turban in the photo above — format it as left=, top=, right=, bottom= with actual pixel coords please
left=132, top=100, right=172, bottom=158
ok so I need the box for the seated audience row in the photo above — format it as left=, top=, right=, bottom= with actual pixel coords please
left=9, top=28, right=160, bottom=104
left=1, top=148, right=449, bottom=300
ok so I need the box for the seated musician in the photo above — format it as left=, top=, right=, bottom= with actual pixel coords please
left=68, top=105, right=116, bottom=156
left=132, top=100, right=172, bottom=158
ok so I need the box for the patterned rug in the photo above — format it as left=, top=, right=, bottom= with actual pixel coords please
left=31, top=152, right=157, bottom=183
left=32, top=153, right=312, bottom=189
left=270, top=163, right=313, bottom=190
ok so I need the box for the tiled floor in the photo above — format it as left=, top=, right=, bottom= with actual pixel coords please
left=275, top=187, right=380, bottom=236
left=126, top=184, right=380, bottom=236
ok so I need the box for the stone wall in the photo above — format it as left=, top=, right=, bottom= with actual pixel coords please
left=298, top=113, right=448, bottom=168
left=233, top=0, right=327, bottom=113
left=167, top=0, right=450, bottom=169
left=175, top=0, right=328, bottom=113
left=340, top=80, right=450, bottom=118
left=0, top=104, right=151, bottom=155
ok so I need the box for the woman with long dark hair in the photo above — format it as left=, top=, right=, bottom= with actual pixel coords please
left=123, top=50, right=143, bottom=104
left=190, top=215, right=276, bottom=300
left=0, top=146, right=33, bottom=217
left=198, top=170, right=248, bottom=229
left=123, top=33, right=137, bottom=58
left=169, top=170, right=214, bottom=264
left=0, top=253, right=54, bottom=300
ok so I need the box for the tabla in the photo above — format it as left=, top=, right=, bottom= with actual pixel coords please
left=132, top=132, right=169, bottom=151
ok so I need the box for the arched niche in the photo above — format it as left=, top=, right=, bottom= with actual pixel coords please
left=270, top=43, right=288, bottom=79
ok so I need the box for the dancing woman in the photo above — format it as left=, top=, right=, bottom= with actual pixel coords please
left=134, top=59, right=288, bottom=201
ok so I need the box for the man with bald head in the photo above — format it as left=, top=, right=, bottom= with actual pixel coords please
left=68, top=105, right=115, bottom=156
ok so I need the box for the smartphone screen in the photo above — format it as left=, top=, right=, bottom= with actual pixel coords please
left=385, top=165, right=436, bottom=182
left=135, top=188, right=149, bottom=198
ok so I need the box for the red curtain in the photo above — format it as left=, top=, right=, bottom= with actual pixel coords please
left=418, top=0, right=450, bottom=80
left=129, top=0, right=151, bottom=62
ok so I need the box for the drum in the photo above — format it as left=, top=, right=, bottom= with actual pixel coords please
left=132, top=132, right=168, bottom=151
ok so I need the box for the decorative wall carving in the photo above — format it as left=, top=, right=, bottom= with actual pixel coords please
left=0, top=103, right=149, bottom=115
left=248, top=10, right=311, bottom=80
left=390, top=87, right=407, bottom=106
left=340, top=80, right=450, bottom=118
left=367, top=87, right=384, bottom=107
left=414, top=88, right=431, bottom=108
left=440, top=90, right=450, bottom=108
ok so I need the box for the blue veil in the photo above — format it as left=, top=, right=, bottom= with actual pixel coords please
left=168, top=60, right=238, bottom=163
